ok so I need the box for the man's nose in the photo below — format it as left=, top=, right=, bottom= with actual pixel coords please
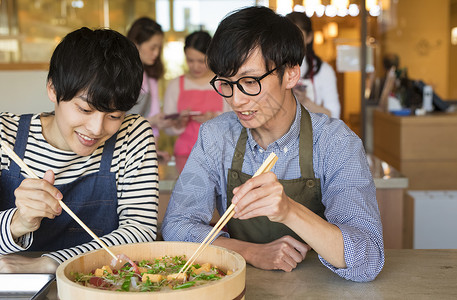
left=87, top=113, right=104, bottom=136
left=230, top=84, right=250, bottom=107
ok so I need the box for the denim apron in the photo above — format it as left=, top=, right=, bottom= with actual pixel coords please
left=0, top=114, right=118, bottom=251
left=226, top=106, right=326, bottom=244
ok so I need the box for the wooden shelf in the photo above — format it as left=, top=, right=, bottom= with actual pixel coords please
left=373, top=110, right=457, bottom=190
left=0, top=63, right=49, bottom=71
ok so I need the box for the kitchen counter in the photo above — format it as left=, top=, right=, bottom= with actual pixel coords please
left=158, top=154, right=408, bottom=193
left=367, top=154, right=411, bottom=248
left=43, top=249, right=457, bottom=299
left=373, top=110, right=457, bottom=190
left=367, top=154, right=408, bottom=189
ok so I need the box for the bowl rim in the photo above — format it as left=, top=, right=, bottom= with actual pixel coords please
left=56, top=241, right=246, bottom=296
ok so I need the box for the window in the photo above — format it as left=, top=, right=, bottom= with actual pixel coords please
left=0, top=0, right=258, bottom=66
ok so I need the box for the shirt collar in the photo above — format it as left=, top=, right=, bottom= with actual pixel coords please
left=246, top=98, right=301, bottom=155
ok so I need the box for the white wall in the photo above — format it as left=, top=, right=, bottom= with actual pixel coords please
left=0, top=70, right=53, bottom=114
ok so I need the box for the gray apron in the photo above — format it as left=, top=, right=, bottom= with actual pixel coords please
left=226, top=106, right=325, bottom=244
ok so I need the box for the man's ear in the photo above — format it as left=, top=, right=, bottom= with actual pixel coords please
left=47, top=81, right=58, bottom=104
left=284, top=65, right=301, bottom=89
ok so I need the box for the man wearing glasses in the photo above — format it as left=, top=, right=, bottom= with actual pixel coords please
left=162, top=6, right=384, bottom=282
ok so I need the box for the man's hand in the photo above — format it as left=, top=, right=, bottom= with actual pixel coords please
left=11, top=170, right=62, bottom=239
left=245, top=236, right=312, bottom=272
left=232, top=172, right=293, bottom=223
left=214, top=235, right=311, bottom=272
left=0, top=255, right=59, bottom=273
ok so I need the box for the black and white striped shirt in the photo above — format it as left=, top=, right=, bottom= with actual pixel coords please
left=0, top=112, right=158, bottom=263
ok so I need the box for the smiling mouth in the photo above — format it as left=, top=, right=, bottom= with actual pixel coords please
left=77, top=132, right=95, bottom=141
left=240, top=111, right=255, bottom=116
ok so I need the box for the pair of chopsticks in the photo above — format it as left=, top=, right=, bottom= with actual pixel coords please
left=178, top=152, right=278, bottom=276
left=0, top=141, right=119, bottom=261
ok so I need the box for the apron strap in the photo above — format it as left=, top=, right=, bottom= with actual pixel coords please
left=99, top=133, right=117, bottom=174
left=230, top=127, right=248, bottom=172
left=10, top=114, right=33, bottom=176
left=299, top=105, right=315, bottom=178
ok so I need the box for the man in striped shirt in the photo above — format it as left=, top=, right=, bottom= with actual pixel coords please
left=0, top=28, right=158, bottom=273
left=162, top=6, right=384, bottom=282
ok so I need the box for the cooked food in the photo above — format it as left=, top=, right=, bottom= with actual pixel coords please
left=72, top=255, right=232, bottom=292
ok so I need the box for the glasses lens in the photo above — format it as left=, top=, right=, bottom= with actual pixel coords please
left=239, top=77, right=261, bottom=96
left=213, top=79, right=233, bottom=97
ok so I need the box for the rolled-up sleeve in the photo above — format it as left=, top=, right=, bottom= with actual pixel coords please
left=315, top=127, right=384, bottom=282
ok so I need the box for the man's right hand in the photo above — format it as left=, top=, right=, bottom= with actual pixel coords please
left=10, top=170, right=62, bottom=239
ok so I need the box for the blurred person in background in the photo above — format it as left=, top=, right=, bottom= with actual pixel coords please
left=286, top=12, right=340, bottom=119
left=163, top=31, right=230, bottom=172
left=127, top=17, right=174, bottom=161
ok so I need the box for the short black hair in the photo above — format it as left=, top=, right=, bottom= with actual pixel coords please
left=207, top=6, right=304, bottom=78
left=47, top=27, right=143, bottom=112
left=184, top=31, right=212, bottom=54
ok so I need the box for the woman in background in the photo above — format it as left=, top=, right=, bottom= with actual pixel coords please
left=164, top=31, right=230, bottom=172
left=127, top=17, right=173, bottom=160
left=286, top=12, right=340, bottom=119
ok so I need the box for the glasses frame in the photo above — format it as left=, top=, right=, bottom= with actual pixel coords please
left=210, top=67, right=279, bottom=98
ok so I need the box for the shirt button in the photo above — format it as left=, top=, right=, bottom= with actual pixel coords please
left=306, top=180, right=315, bottom=188
left=283, top=147, right=288, bottom=153
left=259, top=148, right=264, bottom=153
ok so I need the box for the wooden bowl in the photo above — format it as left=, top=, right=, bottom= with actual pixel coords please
left=56, top=241, right=246, bottom=300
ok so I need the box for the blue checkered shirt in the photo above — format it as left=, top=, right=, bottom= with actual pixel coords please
left=162, top=103, right=385, bottom=282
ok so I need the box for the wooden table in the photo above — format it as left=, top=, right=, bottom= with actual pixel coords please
left=245, top=249, right=457, bottom=299
left=43, top=249, right=457, bottom=299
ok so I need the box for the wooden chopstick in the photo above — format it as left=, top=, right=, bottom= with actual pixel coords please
left=0, top=141, right=119, bottom=261
left=178, top=152, right=278, bottom=276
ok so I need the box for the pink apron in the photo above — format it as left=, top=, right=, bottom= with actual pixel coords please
left=174, top=75, right=223, bottom=157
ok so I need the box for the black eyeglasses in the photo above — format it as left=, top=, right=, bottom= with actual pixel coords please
left=210, top=67, right=280, bottom=98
